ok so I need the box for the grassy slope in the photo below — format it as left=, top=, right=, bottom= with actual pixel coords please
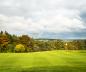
left=0, top=50, right=86, bottom=72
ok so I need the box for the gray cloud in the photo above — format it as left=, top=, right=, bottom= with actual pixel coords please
left=0, top=0, right=86, bottom=39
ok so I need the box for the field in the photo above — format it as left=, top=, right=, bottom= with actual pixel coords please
left=0, top=50, right=86, bottom=72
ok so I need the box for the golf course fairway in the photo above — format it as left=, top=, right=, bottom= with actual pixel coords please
left=0, top=50, right=86, bottom=72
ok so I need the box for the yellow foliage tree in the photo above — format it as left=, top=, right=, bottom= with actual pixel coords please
left=15, top=44, right=25, bottom=52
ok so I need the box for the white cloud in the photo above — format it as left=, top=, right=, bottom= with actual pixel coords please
left=0, top=12, right=85, bottom=34
left=0, top=0, right=86, bottom=38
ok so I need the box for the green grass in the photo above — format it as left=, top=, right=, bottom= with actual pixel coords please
left=0, top=50, right=86, bottom=72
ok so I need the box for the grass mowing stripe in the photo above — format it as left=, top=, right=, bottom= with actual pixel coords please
left=0, top=50, right=86, bottom=72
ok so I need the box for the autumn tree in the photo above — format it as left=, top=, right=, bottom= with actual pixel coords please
left=0, top=33, right=9, bottom=52
left=19, top=35, right=34, bottom=52
left=15, top=44, right=25, bottom=52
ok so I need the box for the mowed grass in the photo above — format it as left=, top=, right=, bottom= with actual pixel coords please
left=0, top=50, right=86, bottom=72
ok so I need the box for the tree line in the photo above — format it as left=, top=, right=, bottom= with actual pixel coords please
left=0, top=31, right=86, bottom=53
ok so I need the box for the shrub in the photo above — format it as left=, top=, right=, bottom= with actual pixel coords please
left=15, top=44, right=25, bottom=52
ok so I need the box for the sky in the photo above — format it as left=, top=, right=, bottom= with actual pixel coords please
left=0, top=0, right=86, bottom=39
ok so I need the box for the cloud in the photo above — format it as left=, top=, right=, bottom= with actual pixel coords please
left=0, top=13, right=85, bottom=39
left=0, top=0, right=86, bottom=39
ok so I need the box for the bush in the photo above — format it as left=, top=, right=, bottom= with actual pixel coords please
left=15, top=44, right=25, bottom=52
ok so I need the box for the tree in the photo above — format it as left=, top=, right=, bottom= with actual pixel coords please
left=7, top=44, right=15, bottom=52
left=0, top=31, right=3, bottom=35
left=19, top=35, right=33, bottom=52
left=78, top=40, right=86, bottom=50
left=0, top=34, right=9, bottom=52
left=15, top=44, right=25, bottom=52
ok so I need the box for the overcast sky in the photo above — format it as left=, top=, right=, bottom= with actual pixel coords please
left=0, top=0, right=86, bottom=39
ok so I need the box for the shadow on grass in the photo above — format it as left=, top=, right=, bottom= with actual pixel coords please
left=0, top=65, right=86, bottom=72
left=20, top=66, right=86, bottom=72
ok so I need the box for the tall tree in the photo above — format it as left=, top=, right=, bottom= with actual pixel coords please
left=19, top=35, right=33, bottom=52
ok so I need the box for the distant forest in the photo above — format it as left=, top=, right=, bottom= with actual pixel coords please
left=0, top=31, right=86, bottom=53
